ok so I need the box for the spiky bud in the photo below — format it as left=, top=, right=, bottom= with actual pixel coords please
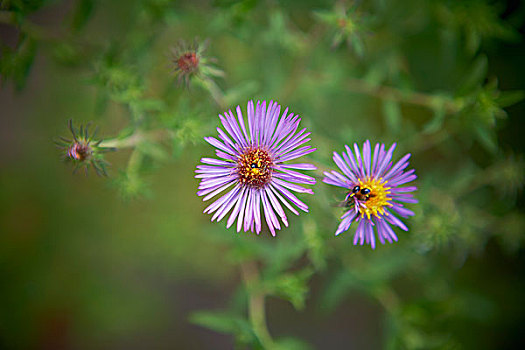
left=55, top=120, right=115, bottom=176
left=171, top=39, right=224, bottom=86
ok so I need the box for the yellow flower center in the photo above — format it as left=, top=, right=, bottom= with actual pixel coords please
left=354, top=177, right=392, bottom=220
left=236, top=147, right=274, bottom=188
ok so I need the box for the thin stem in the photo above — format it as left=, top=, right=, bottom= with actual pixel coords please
left=374, top=286, right=401, bottom=314
left=406, top=128, right=451, bottom=154
left=240, top=262, right=275, bottom=349
left=126, top=148, right=142, bottom=176
left=344, top=77, right=461, bottom=113
left=0, top=10, right=55, bottom=40
left=99, top=129, right=171, bottom=149
left=197, top=77, right=226, bottom=110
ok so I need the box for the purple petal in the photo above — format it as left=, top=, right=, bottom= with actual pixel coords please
left=367, top=222, right=376, bottom=249
left=363, top=140, right=371, bottom=178
left=278, top=146, right=316, bottom=162
left=371, top=143, right=380, bottom=177
left=204, top=184, right=241, bottom=214
left=227, top=187, right=247, bottom=229
left=333, top=151, right=358, bottom=183
left=236, top=188, right=249, bottom=232
left=343, top=145, right=361, bottom=179
left=354, top=219, right=366, bottom=245
left=273, top=178, right=314, bottom=194
left=243, top=190, right=254, bottom=232
left=247, top=100, right=255, bottom=143
left=212, top=185, right=243, bottom=222
left=278, top=163, right=317, bottom=170
left=253, top=189, right=261, bottom=234
left=261, top=190, right=279, bottom=236
left=200, top=157, right=234, bottom=166
left=205, top=136, right=235, bottom=155
left=273, top=170, right=316, bottom=185
left=322, top=170, right=351, bottom=188
left=271, top=182, right=309, bottom=212
left=384, top=210, right=408, bottom=231
left=391, top=205, right=415, bottom=218
left=376, top=143, right=397, bottom=177
left=384, top=154, right=411, bottom=181
left=268, top=184, right=299, bottom=216
left=335, top=210, right=357, bottom=235
left=203, top=181, right=237, bottom=204
left=265, top=187, right=288, bottom=227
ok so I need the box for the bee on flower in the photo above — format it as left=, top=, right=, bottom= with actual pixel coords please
left=323, top=140, right=417, bottom=248
left=195, top=100, right=317, bottom=236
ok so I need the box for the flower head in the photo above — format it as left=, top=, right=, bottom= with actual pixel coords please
left=195, top=100, right=317, bottom=236
left=314, top=2, right=366, bottom=54
left=323, top=141, right=417, bottom=248
left=55, top=119, right=115, bottom=176
left=171, top=39, right=224, bottom=86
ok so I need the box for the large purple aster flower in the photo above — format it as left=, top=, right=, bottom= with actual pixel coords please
left=323, top=140, right=417, bottom=248
left=195, top=100, right=317, bottom=236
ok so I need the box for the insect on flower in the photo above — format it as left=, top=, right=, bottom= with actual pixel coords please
left=55, top=119, right=115, bottom=176
left=195, top=100, right=317, bottom=236
left=323, top=140, right=417, bottom=248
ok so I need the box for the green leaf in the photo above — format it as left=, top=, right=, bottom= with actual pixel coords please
left=137, top=141, right=169, bottom=162
left=189, top=311, right=260, bottom=347
left=351, top=34, right=364, bottom=58
left=274, top=337, right=314, bottom=350
left=70, top=0, right=94, bottom=31
left=189, top=310, right=250, bottom=334
left=458, top=55, right=487, bottom=94
left=117, top=127, right=135, bottom=140
left=263, top=234, right=307, bottom=275
left=495, top=90, right=525, bottom=108
left=264, top=268, right=313, bottom=310
left=423, top=97, right=446, bottom=134
left=302, top=218, right=326, bottom=271
left=474, top=126, right=497, bottom=154
left=0, top=35, right=37, bottom=89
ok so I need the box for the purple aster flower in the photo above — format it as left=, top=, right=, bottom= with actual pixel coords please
left=323, top=140, right=417, bottom=248
left=195, top=100, right=317, bottom=236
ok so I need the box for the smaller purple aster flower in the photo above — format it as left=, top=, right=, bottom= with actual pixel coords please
left=323, top=140, right=417, bottom=248
left=195, top=100, right=317, bottom=236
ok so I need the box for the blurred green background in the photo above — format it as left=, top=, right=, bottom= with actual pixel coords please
left=1, top=0, right=524, bottom=349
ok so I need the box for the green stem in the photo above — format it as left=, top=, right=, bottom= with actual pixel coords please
left=126, top=148, right=142, bottom=176
left=240, top=262, right=275, bottom=349
left=0, top=10, right=54, bottom=40
left=374, top=286, right=401, bottom=314
left=345, top=78, right=461, bottom=114
left=197, top=77, right=226, bottom=110
left=99, top=129, right=171, bottom=149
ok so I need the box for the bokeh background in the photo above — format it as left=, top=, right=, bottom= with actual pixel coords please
left=1, top=0, right=525, bottom=349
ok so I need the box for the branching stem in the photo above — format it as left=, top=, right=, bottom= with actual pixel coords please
left=345, top=78, right=461, bottom=114
left=240, top=261, right=275, bottom=349
left=99, top=129, right=171, bottom=149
